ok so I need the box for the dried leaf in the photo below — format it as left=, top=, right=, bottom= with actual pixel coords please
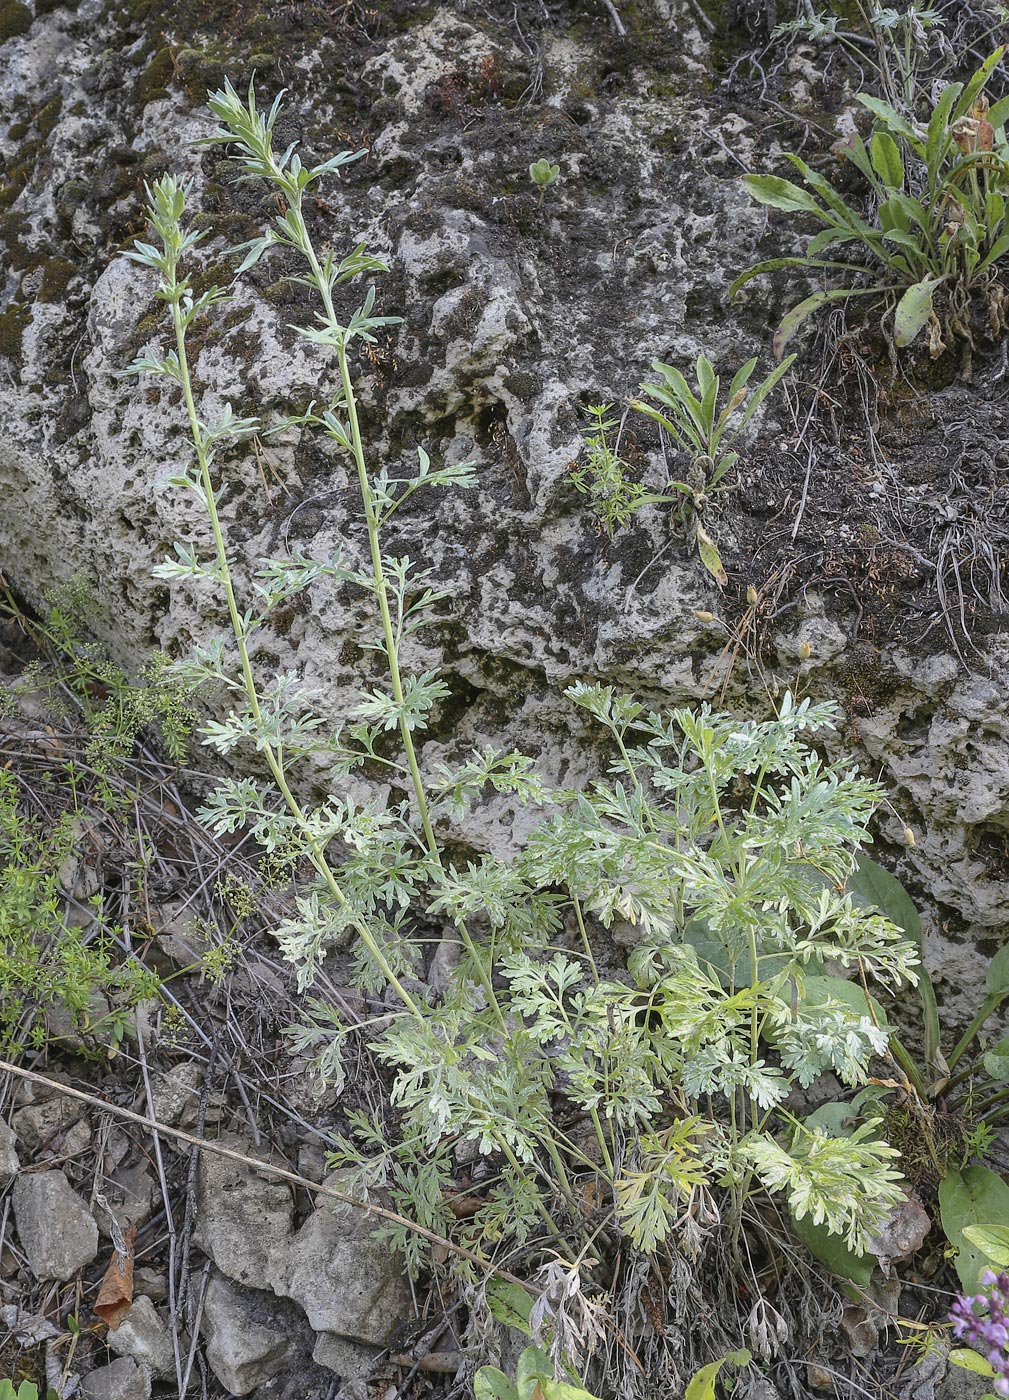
left=93, top=1224, right=136, bottom=1330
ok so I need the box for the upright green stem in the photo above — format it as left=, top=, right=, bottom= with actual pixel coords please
left=294, top=211, right=505, bottom=1027
left=167, top=272, right=423, bottom=1020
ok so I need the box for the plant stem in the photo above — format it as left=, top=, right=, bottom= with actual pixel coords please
left=167, top=269, right=423, bottom=1021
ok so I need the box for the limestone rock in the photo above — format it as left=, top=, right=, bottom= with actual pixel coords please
left=310, top=1333, right=382, bottom=1381
left=12, top=1171, right=98, bottom=1281
left=148, top=1061, right=202, bottom=1128
left=276, top=1181, right=410, bottom=1349
left=0, top=1120, right=18, bottom=1180
left=12, top=1097, right=90, bottom=1155
left=80, top=1358, right=152, bottom=1400
left=105, top=1296, right=175, bottom=1378
left=202, top=1273, right=293, bottom=1395
left=193, top=1137, right=294, bottom=1289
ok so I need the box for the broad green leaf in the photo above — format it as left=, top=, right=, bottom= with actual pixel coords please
left=986, top=944, right=1009, bottom=999
left=786, top=154, right=865, bottom=223
left=726, top=358, right=757, bottom=405
left=695, top=523, right=727, bottom=587
left=926, top=82, right=962, bottom=176
left=475, top=1369, right=519, bottom=1400
left=871, top=130, right=905, bottom=189
left=684, top=1360, right=726, bottom=1400
left=939, top=1165, right=1009, bottom=1290
left=989, top=94, right=1009, bottom=129
left=952, top=47, right=1005, bottom=127
left=881, top=228, right=924, bottom=252
left=976, top=231, right=1009, bottom=276
left=731, top=354, right=797, bottom=433
left=893, top=277, right=944, bottom=347
left=771, top=288, right=878, bottom=358
left=743, top=174, right=826, bottom=215
left=805, top=1101, right=854, bottom=1136
left=516, top=1346, right=554, bottom=1400
left=856, top=95, right=921, bottom=148
left=799, top=973, right=890, bottom=1028
left=695, top=355, right=716, bottom=398
left=833, top=130, right=884, bottom=187
left=949, top=1348, right=997, bottom=1378
left=963, top=1223, right=1009, bottom=1267
left=791, top=1209, right=875, bottom=1285
left=805, top=228, right=862, bottom=256
left=486, top=1276, right=533, bottom=1335
left=729, top=256, right=868, bottom=298
left=983, top=1037, right=1009, bottom=1083
left=541, top=1383, right=606, bottom=1400
left=848, top=856, right=920, bottom=942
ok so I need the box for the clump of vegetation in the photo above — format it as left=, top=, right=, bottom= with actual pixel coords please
left=735, top=47, right=1009, bottom=361
left=1, top=578, right=196, bottom=786
left=0, top=770, right=158, bottom=1057
left=118, top=81, right=937, bottom=1387
left=569, top=402, right=673, bottom=538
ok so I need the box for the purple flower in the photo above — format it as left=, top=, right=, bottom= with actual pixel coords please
left=950, top=1271, right=1009, bottom=1395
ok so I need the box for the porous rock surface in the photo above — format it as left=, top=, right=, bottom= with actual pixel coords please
left=0, top=0, right=1007, bottom=1067
left=194, top=1140, right=409, bottom=1381
left=11, top=1168, right=99, bottom=1281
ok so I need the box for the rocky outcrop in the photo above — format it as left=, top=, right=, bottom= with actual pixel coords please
left=194, top=1141, right=409, bottom=1381
left=0, top=3, right=1006, bottom=1051
left=12, top=1169, right=99, bottom=1281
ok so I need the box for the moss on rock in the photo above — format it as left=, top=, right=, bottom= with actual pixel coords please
left=36, top=95, right=63, bottom=139
left=0, top=1, right=31, bottom=42
left=0, top=303, right=29, bottom=363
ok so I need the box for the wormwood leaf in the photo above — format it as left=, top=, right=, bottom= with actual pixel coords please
left=893, top=277, right=944, bottom=347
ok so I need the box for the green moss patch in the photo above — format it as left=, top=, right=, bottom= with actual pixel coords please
left=0, top=1, right=31, bottom=41
left=36, top=95, right=63, bottom=139
left=0, top=303, right=29, bottom=363
left=38, top=257, right=76, bottom=302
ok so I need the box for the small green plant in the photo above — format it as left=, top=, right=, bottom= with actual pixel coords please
left=0, top=770, right=158, bottom=1057
left=734, top=47, right=1009, bottom=360
left=0, top=1380, right=60, bottom=1400
left=629, top=352, right=796, bottom=583
left=122, top=79, right=922, bottom=1368
left=772, top=0, right=947, bottom=115
left=529, top=158, right=560, bottom=201
left=0, top=577, right=196, bottom=779
left=475, top=1346, right=603, bottom=1400
left=569, top=403, right=675, bottom=538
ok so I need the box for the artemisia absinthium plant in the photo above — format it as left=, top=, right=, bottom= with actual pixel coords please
left=121, top=81, right=918, bottom=1316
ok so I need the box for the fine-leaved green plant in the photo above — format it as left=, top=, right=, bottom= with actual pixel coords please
left=0, top=770, right=158, bottom=1057
left=569, top=403, right=676, bottom=538
left=772, top=0, right=948, bottom=115
left=734, top=47, right=1009, bottom=360
left=122, top=79, right=922, bottom=1361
